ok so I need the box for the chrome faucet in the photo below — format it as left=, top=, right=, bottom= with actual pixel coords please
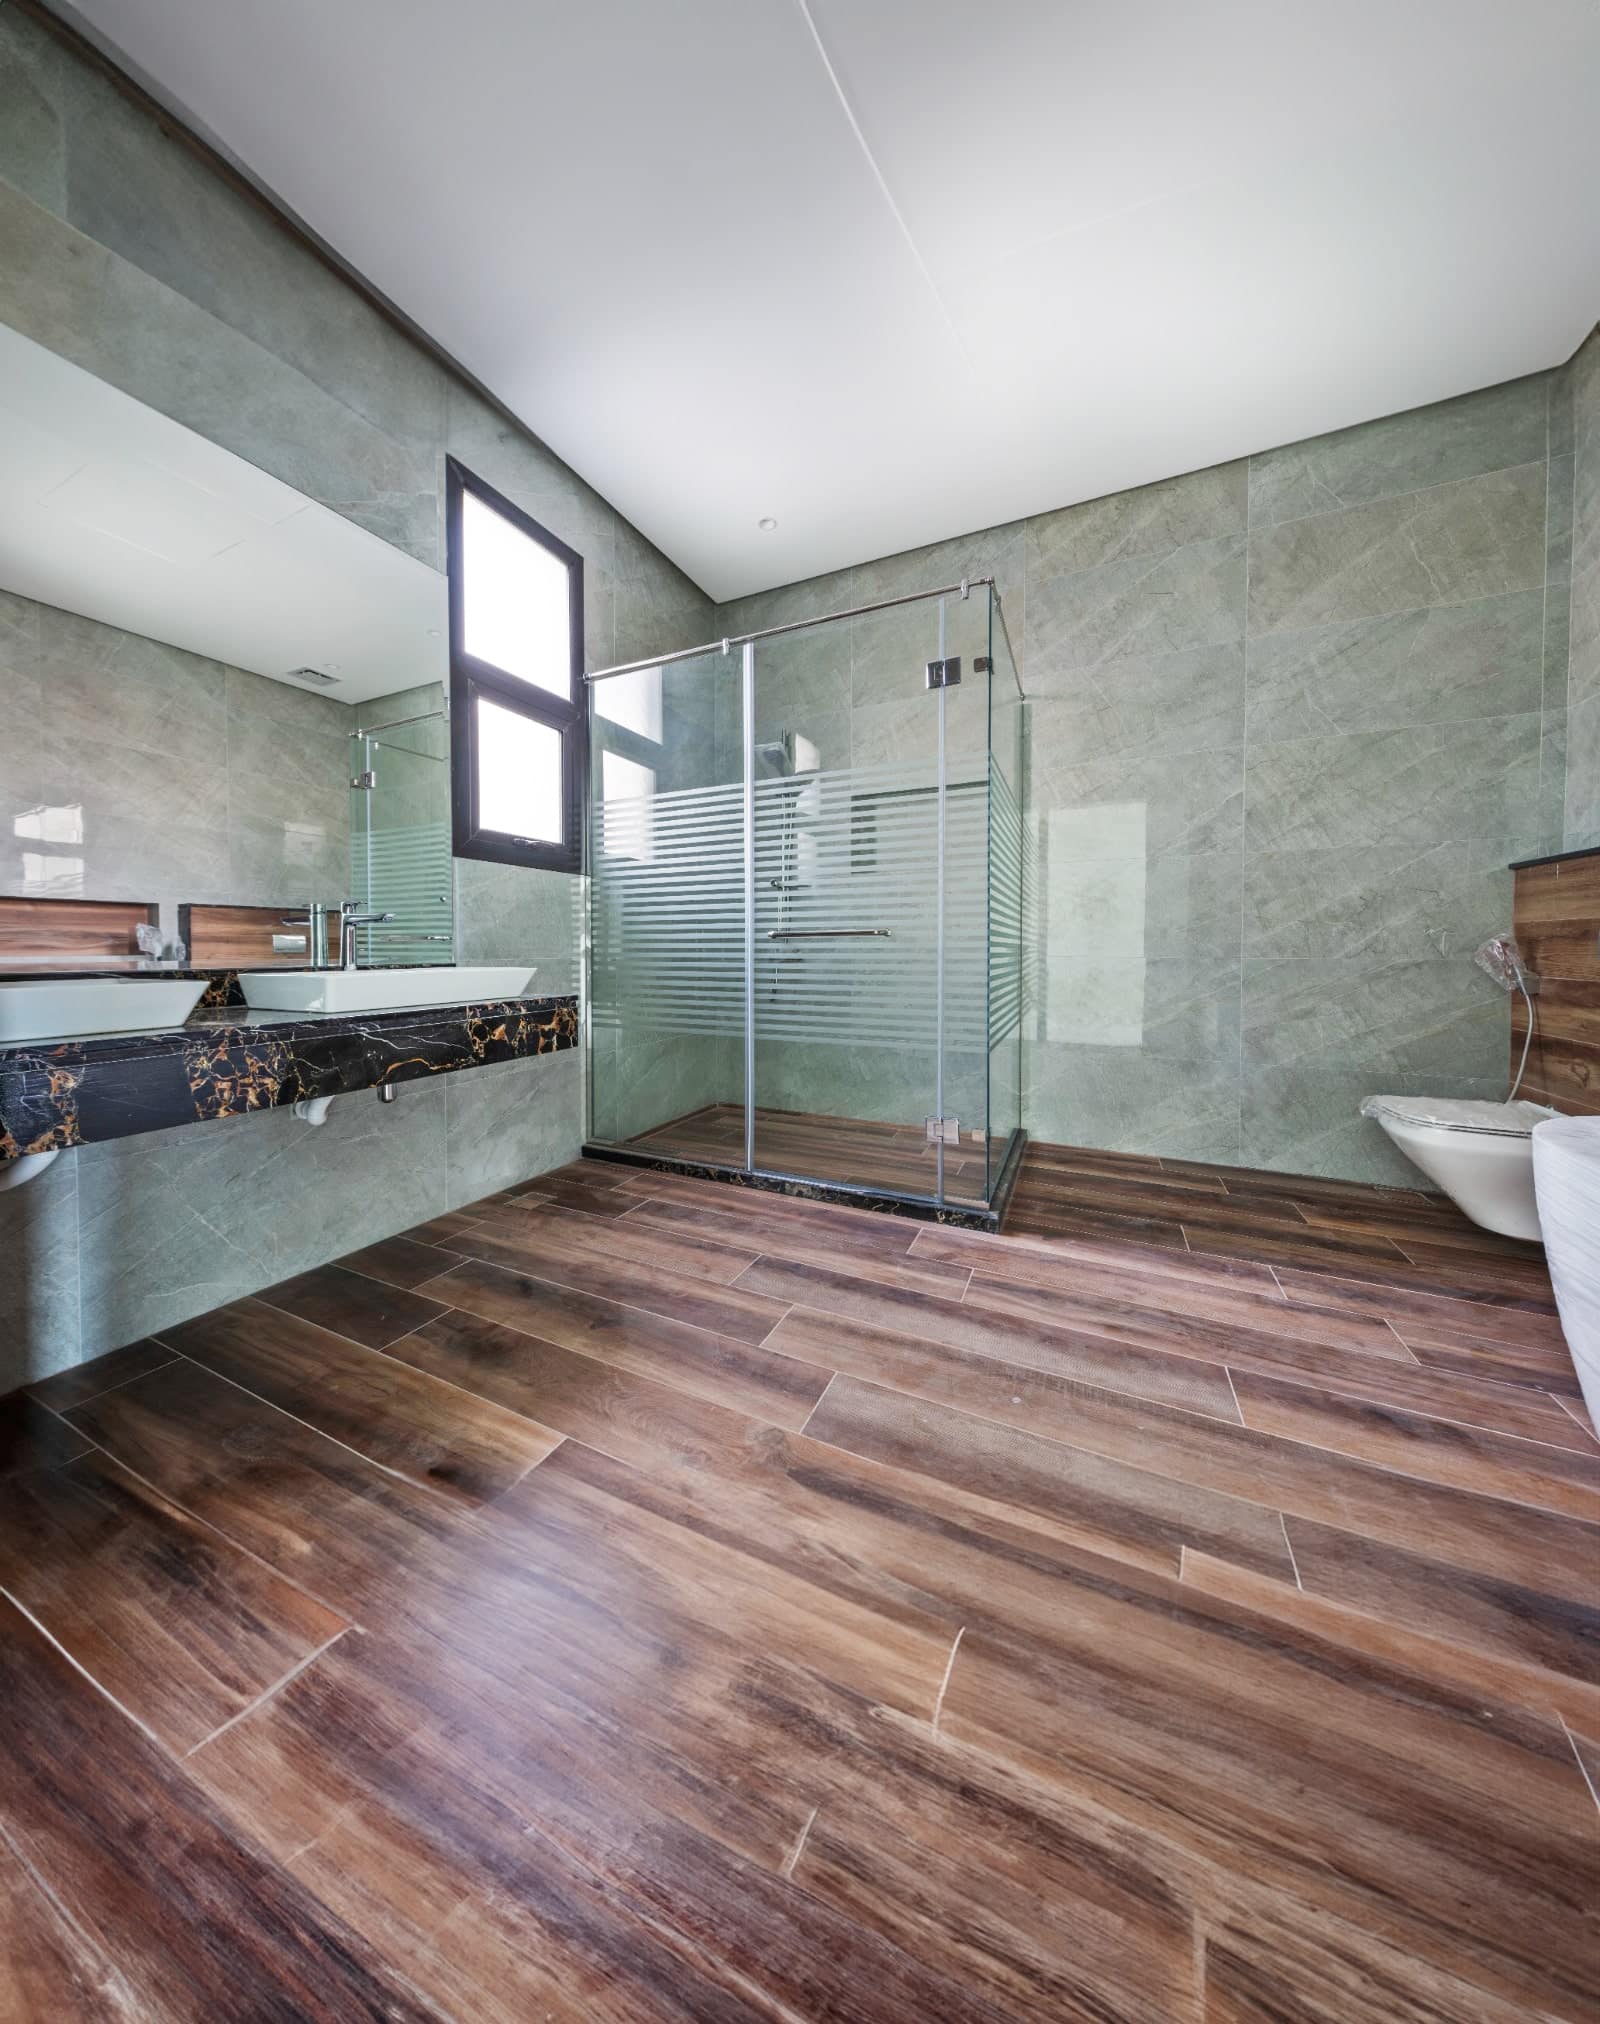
left=280, top=900, right=332, bottom=970
left=338, top=899, right=395, bottom=970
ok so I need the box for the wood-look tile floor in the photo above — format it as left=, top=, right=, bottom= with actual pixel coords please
left=2, top=1142, right=1597, bottom=2020
left=622, top=1101, right=1004, bottom=1203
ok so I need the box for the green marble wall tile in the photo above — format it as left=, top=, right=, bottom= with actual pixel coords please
left=1026, top=462, right=1247, bottom=578
left=0, top=11, right=67, bottom=212
left=1247, top=463, right=1546, bottom=636
left=1569, top=328, right=1600, bottom=848
left=0, top=1148, right=80, bottom=1389
left=1031, top=745, right=1245, bottom=858
left=1247, top=377, right=1548, bottom=531
left=77, top=1082, right=451, bottom=1357
left=445, top=1049, right=582, bottom=1209
left=1243, top=713, right=1542, bottom=854
left=1241, top=838, right=1531, bottom=963
left=848, top=522, right=1022, bottom=608
left=1245, top=591, right=1543, bottom=743
left=1022, top=1045, right=1242, bottom=1167
left=1036, top=641, right=1244, bottom=761
left=1029, top=532, right=1246, bottom=674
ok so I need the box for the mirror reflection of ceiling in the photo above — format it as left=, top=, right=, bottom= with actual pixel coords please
left=0, top=324, right=445, bottom=705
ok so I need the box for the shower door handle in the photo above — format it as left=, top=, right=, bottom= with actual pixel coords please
left=765, top=929, right=892, bottom=940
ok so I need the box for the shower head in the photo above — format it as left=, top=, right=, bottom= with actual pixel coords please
left=1474, top=936, right=1538, bottom=994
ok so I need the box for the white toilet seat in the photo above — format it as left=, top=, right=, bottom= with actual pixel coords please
left=1361, top=1095, right=1555, bottom=1240
left=1359, top=1096, right=1555, bottom=1138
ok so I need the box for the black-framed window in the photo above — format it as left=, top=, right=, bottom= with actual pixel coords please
left=446, top=456, right=585, bottom=874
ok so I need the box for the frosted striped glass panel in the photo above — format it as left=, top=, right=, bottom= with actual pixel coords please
left=591, top=776, right=746, bottom=1040
left=588, top=646, right=743, bottom=1146
left=355, top=821, right=454, bottom=964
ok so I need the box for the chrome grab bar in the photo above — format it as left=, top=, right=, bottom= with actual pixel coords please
left=766, top=928, right=892, bottom=940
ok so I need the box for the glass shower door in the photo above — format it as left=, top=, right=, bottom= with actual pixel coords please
left=588, top=648, right=745, bottom=1154
left=749, top=594, right=954, bottom=1198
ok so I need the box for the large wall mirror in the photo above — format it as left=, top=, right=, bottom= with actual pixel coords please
left=0, top=321, right=453, bottom=972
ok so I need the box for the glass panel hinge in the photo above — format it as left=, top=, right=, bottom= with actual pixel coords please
left=925, top=657, right=962, bottom=690
left=925, top=1116, right=960, bottom=1145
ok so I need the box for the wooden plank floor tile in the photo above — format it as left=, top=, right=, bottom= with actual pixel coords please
left=158, top=1299, right=560, bottom=1505
left=1198, top=1890, right=1545, bottom=2024
left=254, top=1261, right=449, bottom=1348
left=0, top=1131, right=1593, bottom=2020
left=1281, top=1514, right=1600, bottom=1693
left=68, top=1358, right=471, bottom=1619
left=0, top=1596, right=442, bottom=2020
left=965, top=1273, right=1592, bottom=1446
left=388, top=1308, right=786, bottom=1467
left=330, top=1232, right=466, bottom=1290
left=0, top=1835, right=141, bottom=2023
left=0, top=1451, right=345, bottom=1754
left=25, top=1340, right=176, bottom=1413
left=408, top=1257, right=829, bottom=1429
left=625, top=1191, right=974, bottom=1294
left=1273, top=1265, right=1568, bottom=1344
left=434, top=1216, right=792, bottom=1345
left=1181, top=1549, right=1600, bottom=1732
left=486, top=1439, right=956, bottom=1721
left=483, top=1196, right=763, bottom=1285
left=395, top=1207, right=486, bottom=1245
left=805, top=1354, right=1600, bottom=1597
left=739, top=1255, right=1241, bottom=1418
left=940, top=1606, right=1600, bottom=2019
left=1232, top=1368, right=1600, bottom=1518
left=803, top=1371, right=1297, bottom=1579
left=0, top=1393, right=89, bottom=1478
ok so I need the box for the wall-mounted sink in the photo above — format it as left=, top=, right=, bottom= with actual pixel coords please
left=0, top=976, right=208, bottom=1044
left=236, top=965, right=536, bottom=1015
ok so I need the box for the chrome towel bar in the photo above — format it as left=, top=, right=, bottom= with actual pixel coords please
left=766, top=928, right=892, bottom=940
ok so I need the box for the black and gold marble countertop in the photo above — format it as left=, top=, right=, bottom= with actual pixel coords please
left=0, top=992, right=577, bottom=1161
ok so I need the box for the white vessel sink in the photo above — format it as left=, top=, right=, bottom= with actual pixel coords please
left=0, top=976, right=209, bottom=1044
left=236, top=965, right=536, bottom=1015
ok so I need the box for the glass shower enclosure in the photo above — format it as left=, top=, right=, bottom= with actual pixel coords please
left=348, top=690, right=455, bottom=965
left=586, top=579, right=1026, bottom=1221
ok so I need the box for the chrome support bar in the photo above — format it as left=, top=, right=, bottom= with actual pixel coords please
left=351, top=706, right=448, bottom=738
left=765, top=928, right=892, bottom=940
left=585, top=577, right=1001, bottom=684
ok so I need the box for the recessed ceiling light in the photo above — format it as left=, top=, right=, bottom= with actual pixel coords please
left=757, top=516, right=778, bottom=532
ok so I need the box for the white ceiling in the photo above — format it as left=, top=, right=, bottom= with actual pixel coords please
left=57, top=0, right=1600, bottom=602
left=0, top=325, right=445, bottom=704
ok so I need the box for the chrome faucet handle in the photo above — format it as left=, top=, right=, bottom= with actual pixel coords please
left=338, top=906, right=396, bottom=971
left=280, top=900, right=332, bottom=970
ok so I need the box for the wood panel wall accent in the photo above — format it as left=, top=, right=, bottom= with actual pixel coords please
left=0, top=896, right=158, bottom=967
left=1511, top=851, right=1600, bottom=1115
left=180, top=904, right=339, bottom=970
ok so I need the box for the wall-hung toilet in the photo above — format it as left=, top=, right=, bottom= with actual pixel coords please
left=1359, top=1096, right=1556, bottom=1240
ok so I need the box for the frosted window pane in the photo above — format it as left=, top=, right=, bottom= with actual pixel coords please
left=461, top=490, right=571, bottom=697
left=476, top=697, right=563, bottom=843
left=594, top=665, right=662, bottom=742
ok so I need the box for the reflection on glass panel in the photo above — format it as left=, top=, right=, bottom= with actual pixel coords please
left=595, top=664, right=662, bottom=742
left=600, top=750, right=656, bottom=866
left=476, top=696, right=563, bottom=842
left=461, top=490, right=571, bottom=697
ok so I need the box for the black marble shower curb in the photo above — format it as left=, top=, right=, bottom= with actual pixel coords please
left=582, top=1127, right=1028, bottom=1233
left=0, top=995, right=577, bottom=1160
